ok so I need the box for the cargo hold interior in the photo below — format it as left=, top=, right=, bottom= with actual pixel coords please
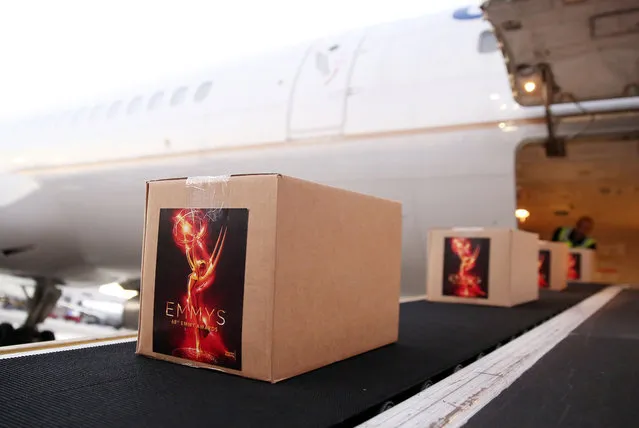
left=515, top=135, right=639, bottom=284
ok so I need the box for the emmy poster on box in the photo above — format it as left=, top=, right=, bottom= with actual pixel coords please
left=442, top=237, right=491, bottom=299
left=152, top=208, right=248, bottom=370
left=568, top=252, right=582, bottom=280
left=538, top=249, right=551, bottom=288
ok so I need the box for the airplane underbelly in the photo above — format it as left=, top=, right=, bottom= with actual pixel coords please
left=8, top=130, right=517, bottom=295
left=0, top=181, right=85, bottom=279
left=6, top=128, right=520, bottom=293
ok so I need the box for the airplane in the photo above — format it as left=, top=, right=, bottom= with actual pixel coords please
left=0, top=0, right=638, bottom=344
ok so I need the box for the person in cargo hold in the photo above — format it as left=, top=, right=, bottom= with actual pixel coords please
left=552, top=216, right=597, bottom=250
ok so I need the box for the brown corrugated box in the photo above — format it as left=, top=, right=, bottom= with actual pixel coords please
left=135, top=173, right=402, bottom=383
left=426, top=228, right=539, bottom=307
left=538, top=240, right=569, bottom=291
left=568, top=248, right=596, bottom=283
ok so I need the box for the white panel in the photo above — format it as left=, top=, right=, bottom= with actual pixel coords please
left=205, top=47, right=307, bottom=147
left=288, top=29, right=365, bottom=139
left=345, top=12, right=529, bottom=136
left=344, top=18, right=423, bottom=133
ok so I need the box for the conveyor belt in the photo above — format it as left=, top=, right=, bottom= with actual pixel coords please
left=0, top=283, right=604, bottom=428
left=466, top=287, right=639, bottom=428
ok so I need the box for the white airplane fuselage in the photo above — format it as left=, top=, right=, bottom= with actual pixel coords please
left=1, top=7, right=637, bottom=296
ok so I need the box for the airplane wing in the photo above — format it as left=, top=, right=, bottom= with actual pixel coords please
left=0, top=172, right=40, bottom=208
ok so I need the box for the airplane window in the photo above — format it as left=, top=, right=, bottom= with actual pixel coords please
left=89, top=105, right=105, bottom=120
left=193, top=81, right=212, bottom=103
left=478, top=30, right=499, bottom=54
left=127, top=96, right=143, bottom=115
left=107, top=101, right=122, bottom=119
left=148, top=91, right=164, bottom=110
left=170, top=86, right=188, bottom=106
left=315, top=52, right=330, bottom=76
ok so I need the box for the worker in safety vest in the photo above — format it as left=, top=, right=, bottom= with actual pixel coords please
left=551, top=216, right=597, bottom=249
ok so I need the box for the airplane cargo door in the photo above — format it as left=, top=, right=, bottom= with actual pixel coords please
left=483, top=0, right=639, bottom=107
left=288, top=29, right=365, bottom=140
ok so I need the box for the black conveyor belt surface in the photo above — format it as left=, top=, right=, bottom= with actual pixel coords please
left=0, top=283, right=604, bottom=428
left=467, top=287, right=639, bottom=428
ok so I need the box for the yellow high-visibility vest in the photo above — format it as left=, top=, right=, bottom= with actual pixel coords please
left=557, top=227, right=596, bottom=248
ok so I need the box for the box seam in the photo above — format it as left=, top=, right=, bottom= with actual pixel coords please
left=426, top=230, right=433, bottom=299
left=507, top=230, right=514, bottom=307
left=135, top=182, right=152, bottom=353
left=268, top=175, right=281, bottom=382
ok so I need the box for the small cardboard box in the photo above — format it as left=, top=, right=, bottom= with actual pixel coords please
left=538, top=241, right=569, bottom=291
left=136, top=174, right=402, bottom=383
left=426, top=228, right=539, bottom=307
left=568, top=248, right=596, bottom=282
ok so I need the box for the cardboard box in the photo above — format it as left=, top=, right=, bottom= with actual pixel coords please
left=568, top=248, right=596, bottom=282
left=426, top=228, right=539, bottom=307
left=135, top=174, right=402, bottom=383
left=538, top=241, right=569, bottom=291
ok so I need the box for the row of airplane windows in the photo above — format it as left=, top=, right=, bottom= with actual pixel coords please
left=11, top=33, right=498, bottom=129
left=22, top=81, right=214, bottom=127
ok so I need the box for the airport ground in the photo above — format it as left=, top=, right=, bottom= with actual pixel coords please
left=2, top=281, right=638, bottom=427
left=0, top=307, right=135, bottom=341
left=0, top=274, right=136, bottom=344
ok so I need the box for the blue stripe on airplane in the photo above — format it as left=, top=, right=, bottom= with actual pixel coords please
left=453, top=6, right=484, bottom=20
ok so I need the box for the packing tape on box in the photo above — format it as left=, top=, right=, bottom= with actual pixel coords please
left=185, top=175, right=231, bottom=210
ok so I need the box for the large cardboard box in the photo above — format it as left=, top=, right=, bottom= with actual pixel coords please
left=426, top=228, right=539, bottom=307
left=135, top=174, right=402, bottom=383
left=568, top=248, right=596, bottom=282
left=538, top=241, right=569, bottom=291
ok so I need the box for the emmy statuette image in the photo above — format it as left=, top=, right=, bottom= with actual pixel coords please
left=442, top=237, right=491, bottom=299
